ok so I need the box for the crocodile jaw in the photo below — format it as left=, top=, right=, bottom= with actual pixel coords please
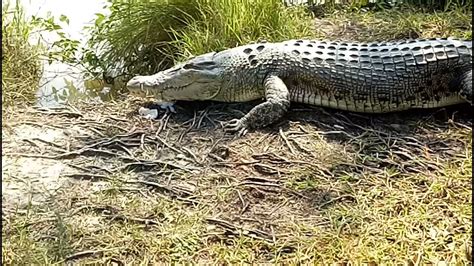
left=126, top=52, right=223, bottom=101
left=127, top=75, right=222, bottom=101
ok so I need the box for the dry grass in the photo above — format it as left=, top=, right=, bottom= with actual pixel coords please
left=2, top=5, right=472, bottom=265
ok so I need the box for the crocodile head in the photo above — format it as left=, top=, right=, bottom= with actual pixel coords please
left=126, top=52, right=223, bottom=101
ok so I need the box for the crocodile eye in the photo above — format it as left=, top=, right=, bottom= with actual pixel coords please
left=183, top=61, right=216, bottom=70
left=183, top=63, right=193, bottom=69
left=197, top=61, right=216, bottom=67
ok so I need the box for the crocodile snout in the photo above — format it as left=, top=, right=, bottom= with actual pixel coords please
left=126, top=76, right=145, bottom=89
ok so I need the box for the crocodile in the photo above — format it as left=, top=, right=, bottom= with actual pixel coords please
left=126, top=38, right=472, bottom=135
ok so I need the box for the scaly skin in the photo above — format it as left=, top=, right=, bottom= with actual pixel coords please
left=127, top=38, right=472, bottom=135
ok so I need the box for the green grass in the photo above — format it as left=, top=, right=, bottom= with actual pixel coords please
left=1, top=1, right=43, bottom=108
left=84, top=0, right=201, bottom=76
left=171, top=0, right=314, bottom=59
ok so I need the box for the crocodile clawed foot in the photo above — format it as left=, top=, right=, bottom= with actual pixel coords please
left=158, top=102, right=177, bottom=113
left=138, top=101, right=177, bottom=120
left=223, top=118, right=249, bottom=136
left=138, top=107, right=159, bottom=119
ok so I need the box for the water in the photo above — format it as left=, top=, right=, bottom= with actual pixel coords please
left=19, top=0, right=114, bottom=107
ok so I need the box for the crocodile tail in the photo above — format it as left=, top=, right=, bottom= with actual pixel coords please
left=458, top=69, right=472, bottom=104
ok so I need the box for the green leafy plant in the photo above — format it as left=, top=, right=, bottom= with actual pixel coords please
left=30, top=14, right=81, bottom=65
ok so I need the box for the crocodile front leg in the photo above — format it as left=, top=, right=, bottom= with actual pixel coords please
left=224, top=75, right=290, bottom=135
